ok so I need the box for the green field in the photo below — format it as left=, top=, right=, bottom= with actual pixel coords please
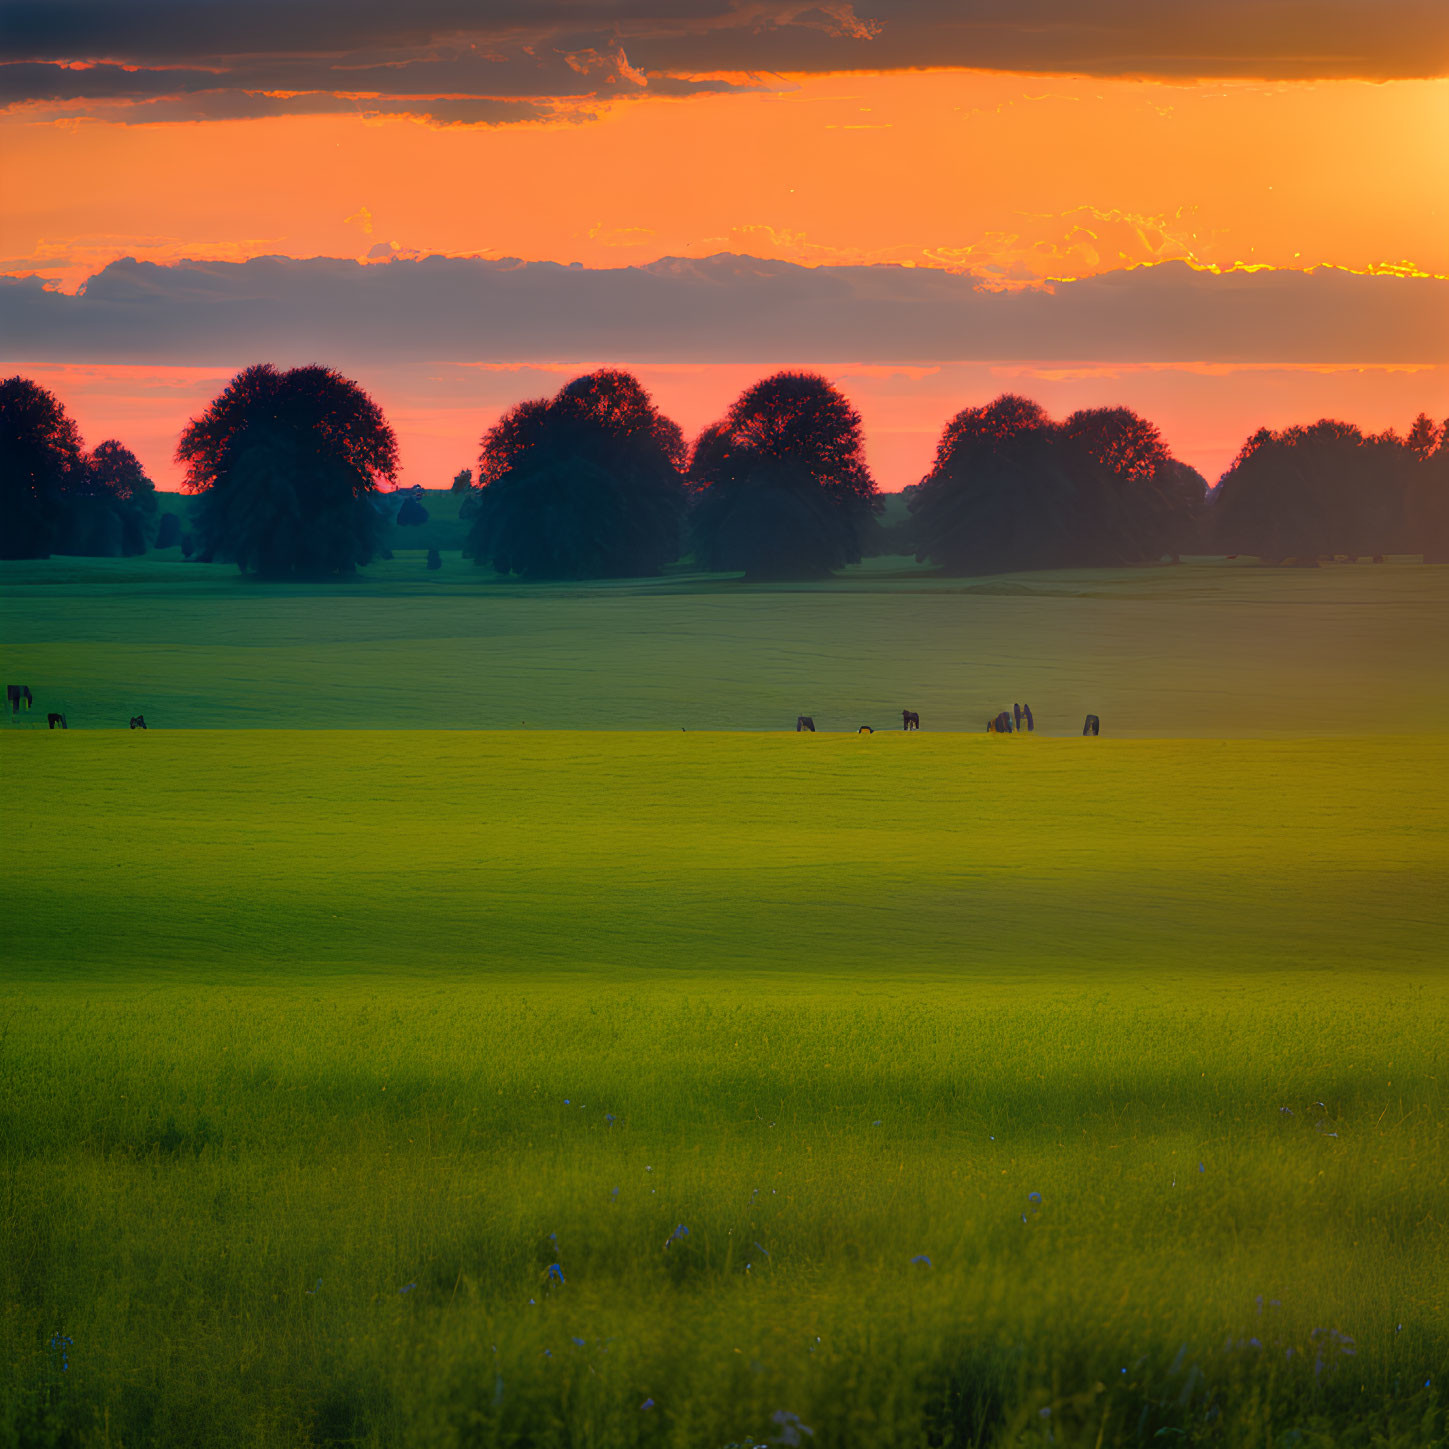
left=2, top=555, right=1446, bottom=734
left=2, top=562, right=1448, bottom=1447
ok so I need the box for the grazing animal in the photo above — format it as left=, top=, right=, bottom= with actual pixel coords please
left=1083, top=713, right=1100, bottom=736
left=858, top=725, right=874, bottom=734
left=902, top=710, right=919, bottom=731
left=47, top=712, right=67, bottom=730
left=995, top=710, right=1013, bottom=734
left=796, top=716, right=815, bottom=732
left=6, top=684, right=33, bottom=715
left=129, top=715, right=147, bottom=730
left=1022, top=703, right=1034, bottom=732
left=1013, top=702, right=1022, bottom=730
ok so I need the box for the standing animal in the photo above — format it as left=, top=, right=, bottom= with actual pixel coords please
left=1022, top=703, right=1034, bottom=732
left=6, top=685, right=33, bottom=715
left=1013, top=702, right=1022, bottom=730
left=796, top=716, right=816, bottom=732
left=995, top=710, right=1013, bottom=734
left=902, top=710, right=920, bottom=731
left=129, top=715, right=147, bottom=730
left=47, top=713, right=67, bottom=730
left=858, top=725, right=874, bottom=734
left=1082, top=714, right=1100, bottom=736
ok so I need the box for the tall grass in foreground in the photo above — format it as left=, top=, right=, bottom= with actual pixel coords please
left=3, top=977, right=1445, bottom=1447
left=2, top=732, right=1445, bottom=1445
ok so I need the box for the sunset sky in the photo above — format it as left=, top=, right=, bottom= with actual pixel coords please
left=2, top=1, right=1447, bottom=489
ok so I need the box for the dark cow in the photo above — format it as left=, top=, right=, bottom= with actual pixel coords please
left=902, top=710, right=920, bottom=731
left=1013, top=702, right=1022, bottom=730
left=995, top=711, right=1013, bottom=734
left=129, top=715, right=148, bottom=730
left=1022, top=703, right=1034, bottom=732
left=796, top=716, right=816, bottom=732
left=47, top=713, right=67, bottom=730
left=1083, top=714, right=1100, bottom=736
left=6, top=684, right=33, bottom=715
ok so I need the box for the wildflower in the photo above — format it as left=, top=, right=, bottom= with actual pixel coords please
left=610, top=1187, right=620, bottom=1201
left=547, top=1264, right=566, bottom=1284
left=911, top=1255, right=932, bottom=1267
left=753, top=1242, right=770, bottom=1257
left=399, top=1283, right=416, bottom=1295
left=872, top=1120, right=882, bottom=1126
left=1027, top=1192, right=1042, bottom=1204
left=771, top=1409, right=814, bottom=1444
left=572, top=1337, right=586, bottom=1347
left=605, top=1114, right=615, bottom=1125
left=640, top=1398, right=655, bottom=1410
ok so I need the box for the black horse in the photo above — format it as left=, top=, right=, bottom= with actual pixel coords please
left=1013, top=702, right=1022, bottom=730
left=1022, top=703, right=1034, bottom=732
left=1083, top=714, right=1100, bottom=736
left=796, top=716, right=816, bottom=732
left=995, top=710, right=1013, bottom=734
left=129, top=715, right=147, bottom=730
left=902, top=710, right=920, bottom=730
left=6, top=684, right=33, bottom=715
left=47, top=713, right=67, bottom=730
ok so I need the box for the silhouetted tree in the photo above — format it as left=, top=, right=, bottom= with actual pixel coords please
left=155, top=512, right=183, bottom=549
left=451, top=468, right=473, bottom=493
left=1154, top=458, right=1211, bottom=554
left=1406, top=413, right=1441, bottom=461
left=58, top=440, right=158, bottom=556
left=1407, top=420, right=1449, bottom=562
left=0, top=376, right=84, bottom=558
left=177, top=364, right=397, bottom=576
left=465, top=369, right=687, bottom=579
left=1212, top=420, right=1417, bottom=561
left=688, top=372, right=880, bottom=579
left=1060, top=406, right=1206, bottom=559
left=913, top=395, right=1230, bottom=574
left=909, top=395, right=1085, bottom=574
left=395, top=489, right=429, bottom=527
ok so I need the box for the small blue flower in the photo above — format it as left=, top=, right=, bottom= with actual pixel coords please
left=571, top=1337, right=586, bottom=1347
left=1027, top=1192, right=1042, bottom=1204
left=610, top=1186, right=620, bottom=1200
left=605, top=1114, right=615, bottom=1125
left=546, top=1263, right=565, bottom=1283
left=640, top=1398, right=655, bottom=1410
left=753, top=1242, right=770, bottom=1257
left=399, top=1282, right=415, bottom=1295
left=911, top=1254, right=932, bottom=1267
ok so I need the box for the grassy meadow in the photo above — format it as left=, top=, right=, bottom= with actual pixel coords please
left=1, top=553, right=1446, bottom=735
left=2, top=559, right=1448, bottom=1447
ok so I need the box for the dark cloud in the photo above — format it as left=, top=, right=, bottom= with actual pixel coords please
left=0, top=2, right=1443, bottom=127
left=2, top=254, right=1442, bottom=366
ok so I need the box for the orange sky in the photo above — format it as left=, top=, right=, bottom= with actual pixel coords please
left=6, top=71, right=1446, bottom=289
left=2, top=67, right=1446, bottom=488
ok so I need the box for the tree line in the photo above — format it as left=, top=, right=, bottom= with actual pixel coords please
left=2, top=367, right=1446, bottom=574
